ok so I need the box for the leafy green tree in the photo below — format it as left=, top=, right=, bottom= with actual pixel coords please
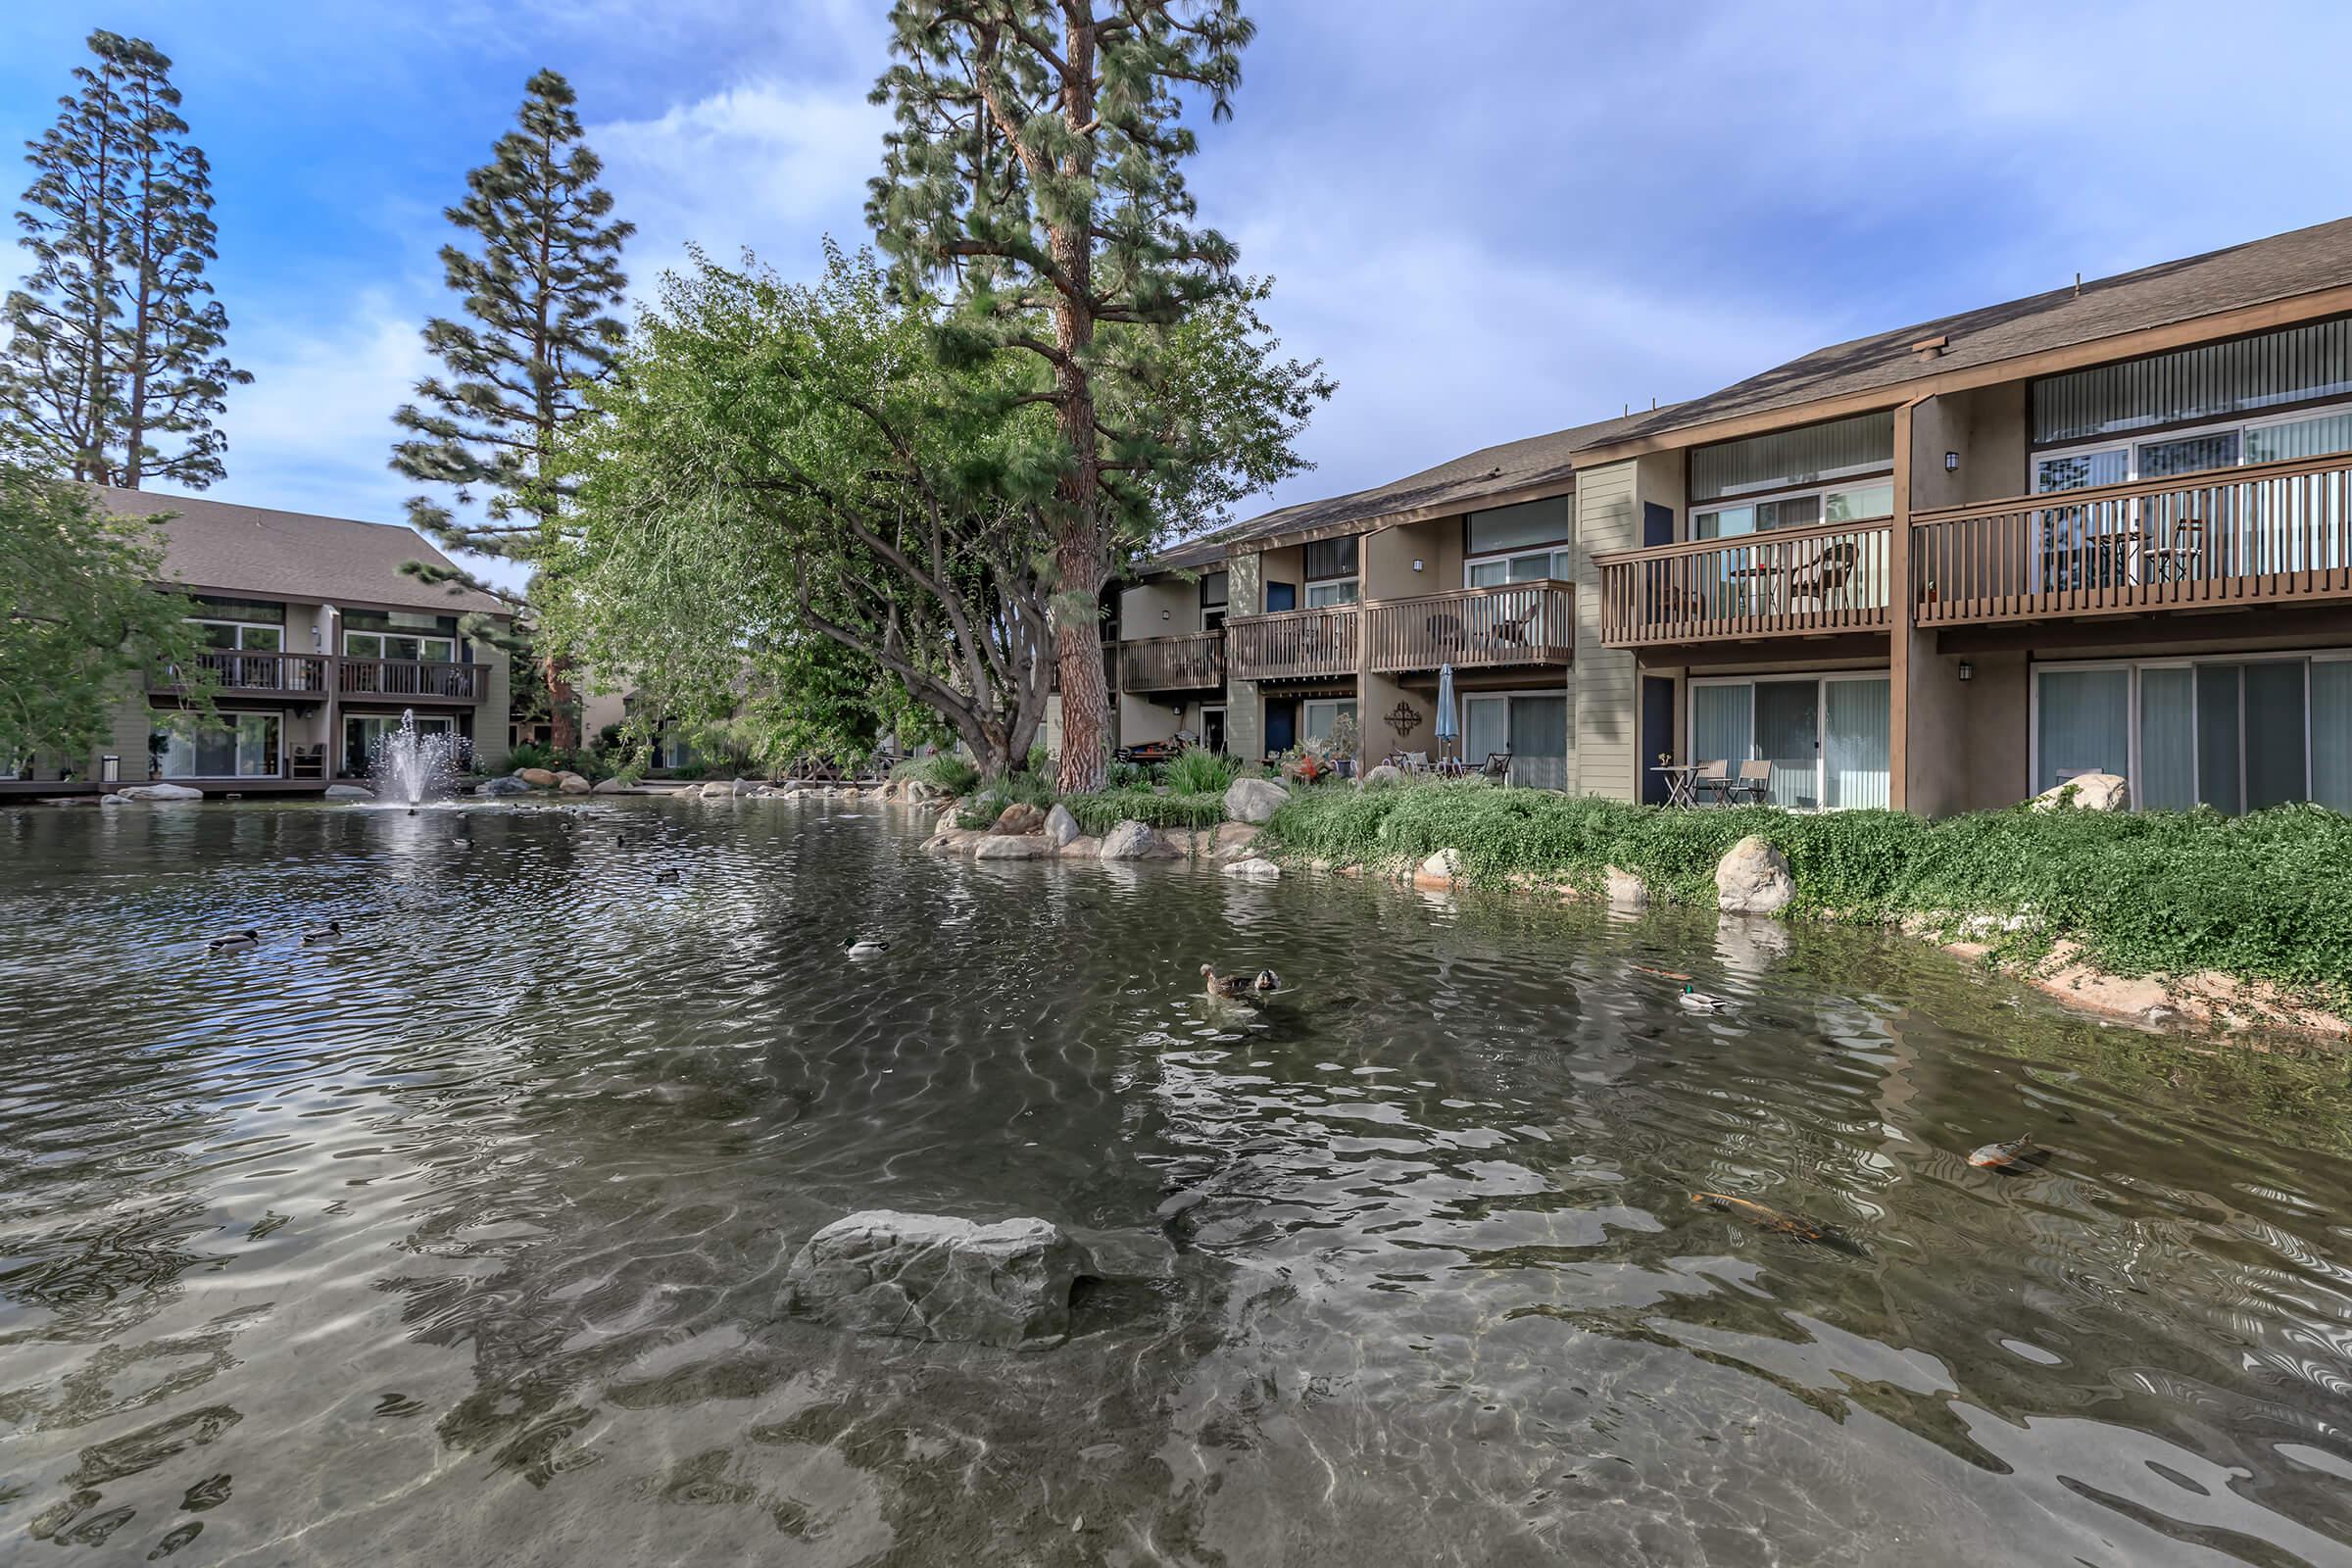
left=869, top=0, right=1326, bottom=791
left=543, top=245, right=1058, bottom=776
left=0, top=29, right=246, bottom=488
left=390, top=68, right=631, bottom=750
left=0, top=464, right=213, bottom=764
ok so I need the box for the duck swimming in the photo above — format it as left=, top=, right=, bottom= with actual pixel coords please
left=1200, top=964, right=1278, bottom=1000
left=1678, top=986, right=1733, bottom=1013
left=654, top=868, right=681, bottom=884
left=1967, top=1134, right=2039, bottom=1171
left=1690, top=1191, right=1863, bottom=1253
left=208, top=929, right=261, bottom=954
left=844, top=938, right=888, bottom=957
left=301, top=920, right=342, bottom=945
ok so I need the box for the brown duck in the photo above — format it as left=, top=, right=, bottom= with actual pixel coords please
left=1968, top=1135, right=2039, bottom=1171
left=1690, top=1191, right=1863, bottom=1253
left=1201, top=964, right=1279, bottom=1000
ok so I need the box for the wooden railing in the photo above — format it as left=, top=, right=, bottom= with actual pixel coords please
left=1595, top=520, right=1892, bottom=647
left=149, top=649, right=330, bottom=695
left=1912, top=452, right=2352, bottom=626
left=337, top=658, right=487, bottom=701
left=1364, top=581, right=1573, bottom=671
left=1226, top=605, right=1358, bottom=680
left=1117, top=630, right=1225, bottom=691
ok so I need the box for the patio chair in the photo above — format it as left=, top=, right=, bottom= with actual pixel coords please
left=1480, top=750, right=1513, bottom=785
left=1692, top=759, right=1731, bottom=806
left=1402, top=751, right=1429, bottom=774
left=1725, top=759, right=1773, bottom=806
left=1786, top=540, right=1860, bottom=610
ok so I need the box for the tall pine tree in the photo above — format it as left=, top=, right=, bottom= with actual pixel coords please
left=391, top=69, right=630, bottom=753
left=0, top=30, right=245, bottom=488
left=868, top=0, right=1258, bottom=793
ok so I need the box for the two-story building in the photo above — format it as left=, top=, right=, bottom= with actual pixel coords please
left=1101, top=214, right=2352, bottom=815
left=12, top=488, right=513, bottom=795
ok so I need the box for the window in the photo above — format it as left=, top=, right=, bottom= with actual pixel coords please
left=1690, top=674, right=1890, bottom=810
left=1200, top=570, right=1228, bottom=632
left=345, top=630, right=457, bottom=662
left=2033, top=317, right=2352, bottom=444
left=1302, top=537, right=1357, bottom=607
left=1694, top=481, right=1892, bottom=539
left=1691, top=412, right=1895, bottom=502
left=1301, top=699, right=1355, bottom=744
left=152, top=710, right=280, bottom=778
left=1460, top=692, right=1568, bottom=788
left=2034, top=655, right=2352, bottom=811
left=1466, top=499, right=1569, bottom=555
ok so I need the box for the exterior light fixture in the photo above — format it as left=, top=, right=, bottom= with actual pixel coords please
left=1412, top=559, right=1425, bottom=572
left=1161, top=609, right=1171, bottom=620
left=1943, top=451, right=1960, bottom=472
left=1957, top=661, right=1974, bottom=682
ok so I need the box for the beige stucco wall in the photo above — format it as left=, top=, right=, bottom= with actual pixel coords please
left=1911, top=382, right=2030, bottom=512
left=1225, top=553, right=1264, bottom=762
left=1119, top=577, right=1202, bottom=637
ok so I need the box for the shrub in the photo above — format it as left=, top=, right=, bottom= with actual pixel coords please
left=1107, top=760, right=1159, bottom=790
left=1059, top=788, right=1226, bottom=837
left=1164, top=748, right=1239, bottom=795
left=895, top=752, right=981, bottom=797
left=669, top=761, right=709, bottom=781
left=1256, top=784, right=2352, bottom=1002
left=954, top=767, right=1058, bottom=829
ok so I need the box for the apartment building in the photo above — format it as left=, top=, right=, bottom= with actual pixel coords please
left=10, top=489, right=513, bottom=794
left=1104, top=215, right=2352, bottom=815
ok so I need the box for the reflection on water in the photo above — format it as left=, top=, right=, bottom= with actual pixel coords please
left=2, top=798, right=2350, bottom=1565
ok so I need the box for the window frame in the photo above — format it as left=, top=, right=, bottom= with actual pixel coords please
left=1691, top=475, right=1895, bottom=541
left=2030, top=400, right=2352, bottom=492
left=1685, top=667, right=1894, bottom=811
left=150, top=708, right=283, bottom=779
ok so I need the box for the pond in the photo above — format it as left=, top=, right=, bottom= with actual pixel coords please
left=2, top=798, right=2350, bottom=1565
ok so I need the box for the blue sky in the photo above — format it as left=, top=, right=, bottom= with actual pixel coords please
left=6, top=1, right=2351, bottom=592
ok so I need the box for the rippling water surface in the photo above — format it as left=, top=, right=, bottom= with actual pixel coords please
left=4, top=797, right=2352, bottom=1566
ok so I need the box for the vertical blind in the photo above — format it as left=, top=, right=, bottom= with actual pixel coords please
left=1823, top=679, right=1890, bottom=810
left=2036, top=668, right=2131, bottom=793
left=2137, top=667, right=2196, bottom=810
left=1690, top=412, right=1895, bottom=502
left=2033, top=317, right=2352, bottom=445
left=2315, top=662, right=2352, bottom=811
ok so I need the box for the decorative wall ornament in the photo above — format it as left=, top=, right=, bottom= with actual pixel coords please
left=1386, top=702, right=1422, bottom=737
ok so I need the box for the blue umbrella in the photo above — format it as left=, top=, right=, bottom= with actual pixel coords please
left=1434, top=662, right=1458, bottom=760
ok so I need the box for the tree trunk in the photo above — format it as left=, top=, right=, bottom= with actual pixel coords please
left=545, top=658, right=577, bottom=753
left=1050, top=6, right=1109, bottom=795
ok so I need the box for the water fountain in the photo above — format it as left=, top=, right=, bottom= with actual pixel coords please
left=370, top=708, right=458, bottom=811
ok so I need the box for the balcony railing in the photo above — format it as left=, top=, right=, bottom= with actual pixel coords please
left=1226, top=605, right=1358, bottom=680
left=1117, top=629, right=1225, bottom=692
left=149, top=649, right=330, bottom=695
left=1364, top=581, right=1573, bottom=672
left=1912, top=452, right=2352, bottom=626
left=337, top=658, right=487, bottom=701
left=1596, top=520, right=1893, bottom=647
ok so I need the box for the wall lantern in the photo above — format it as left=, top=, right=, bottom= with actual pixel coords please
left=1943, top=451, right=1960, bottom=472
left=1160, top=609, right=1171, bottom=620
left=1411, top=559, right=1425, bottom=572
left=1957, top=661, right=1974, bottom=682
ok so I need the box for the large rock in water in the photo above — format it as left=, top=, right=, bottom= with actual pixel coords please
left=1100, top=818, right=1176, bottom=859
left=972, top=834, right=1051, bottom=859
left=2031, top=772, right=2129, bottom=811
left=1604, top=864, right=1648, bottom=910
left=476, top=775, right=531, bottom=797
left=1223, top=775, right=1289, bottom=824
left=323, top=783, right=375, bottom=800
left=121, top=783, right=202, bottom=802
left=557, top=773, right=592, bottom=795
left=517, top=767, right=558, bottom=788
left=592, top=777, right=638, bottom=795
left=1043, top=802, right=1080, bottom=847
left=779, top=1210, right=1092, bottom=1349
left=1715, top=835, right=1794, bottom=915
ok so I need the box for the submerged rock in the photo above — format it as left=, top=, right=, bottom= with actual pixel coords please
left=1222, top=775, right=1289, bottom=824
left=120, top=783, right=203, bottom=802
left=1604, top=865, right=1647, bottom=909
left=1223, top=857, right=1281, bottom=881
left=1714, top=835, right=1793, bottom=916
left=779, top=1210, right=1092, bottom=1349
left=323, top=783, right=375, bottom=800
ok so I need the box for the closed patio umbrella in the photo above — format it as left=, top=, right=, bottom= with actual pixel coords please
left=1434, top=663, right=1458, bottom=764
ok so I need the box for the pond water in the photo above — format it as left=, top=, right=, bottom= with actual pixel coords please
left=3, top=798, right=2351, bottom=1566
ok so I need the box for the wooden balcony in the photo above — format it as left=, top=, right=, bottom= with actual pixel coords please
left=336, top=658, right=488, bottom=704
left=148, top=650, right=330, bottom=699
left=1226, top=605, right=1358, bottom=681
left=1364, top=581, right=1573, bottom=672
left=1596, top=520, right=1893, bottom=648
left=1912, top=452, right=2352, bottom=627
left=1117, top=630, right=1225, bottom=692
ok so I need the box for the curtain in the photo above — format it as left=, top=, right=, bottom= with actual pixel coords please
left=1463, top=698, right=1508, bottom=769
left=1691, top=685, right=1751, bottom=774
left=2315, top=661, right=2352, bottom=812
left=1508, top=696, right=1568, bottom=789
left=2137, top=667, right=2195, bottom=810
left=1823, top=679, right=1889, bottom=809
left=2036, top=668, right=2130, bottom=793
left=1754, top=680, right=1820, bottom=809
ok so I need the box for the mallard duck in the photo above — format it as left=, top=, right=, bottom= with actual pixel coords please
left=844, top=937, right=888, bottom=957
left=1251, top=968, right=1281, bottom=994
left=1200, top=964, right=1265, bottom=1000
left=1678, top=986, right=1732, bottom=1013
left=301, top=920, right=342, bottom=945
left=1967, top=1134, right=2037, bottom=1171
left=1690, top=1191, right=1862, bottom=1253
left=208, top=929, right=261, bottom=954
left=654, top=868, right=681, bottom=884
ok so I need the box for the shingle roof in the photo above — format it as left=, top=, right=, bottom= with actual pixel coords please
left=91, top=486, right=512, bottom=616
left=1143, top=407, right=1667, bottom=572
left=1595, top=214, right=2352, bottom=447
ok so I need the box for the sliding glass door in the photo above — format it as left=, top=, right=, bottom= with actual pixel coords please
left=1459, top=693, right=1568, bottom=788
left=1688, top=675, right=1889, bottom=810
left=2036, top=656, right=2348, bottom=811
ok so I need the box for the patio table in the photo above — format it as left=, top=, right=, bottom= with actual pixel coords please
left=1650, top=763, right=1700, bottom=808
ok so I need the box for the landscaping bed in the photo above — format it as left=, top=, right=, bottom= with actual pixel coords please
left=1257, top=783, right=2352, bottom=1016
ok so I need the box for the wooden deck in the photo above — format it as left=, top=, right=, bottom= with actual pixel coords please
left=1596, top=521, right=1892, bottom=648
left=1116, top=630, right=1225, bottom=692
left=1363, top=582, right=1573, bottom=672
left=1227, top=605, right=1358, bottom=681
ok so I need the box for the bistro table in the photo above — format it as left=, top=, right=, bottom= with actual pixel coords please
left=1650, top=762, right=1701, bottom=808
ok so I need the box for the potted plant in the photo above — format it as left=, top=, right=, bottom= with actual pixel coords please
left=1328, top=713, right=1360, bottom=780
